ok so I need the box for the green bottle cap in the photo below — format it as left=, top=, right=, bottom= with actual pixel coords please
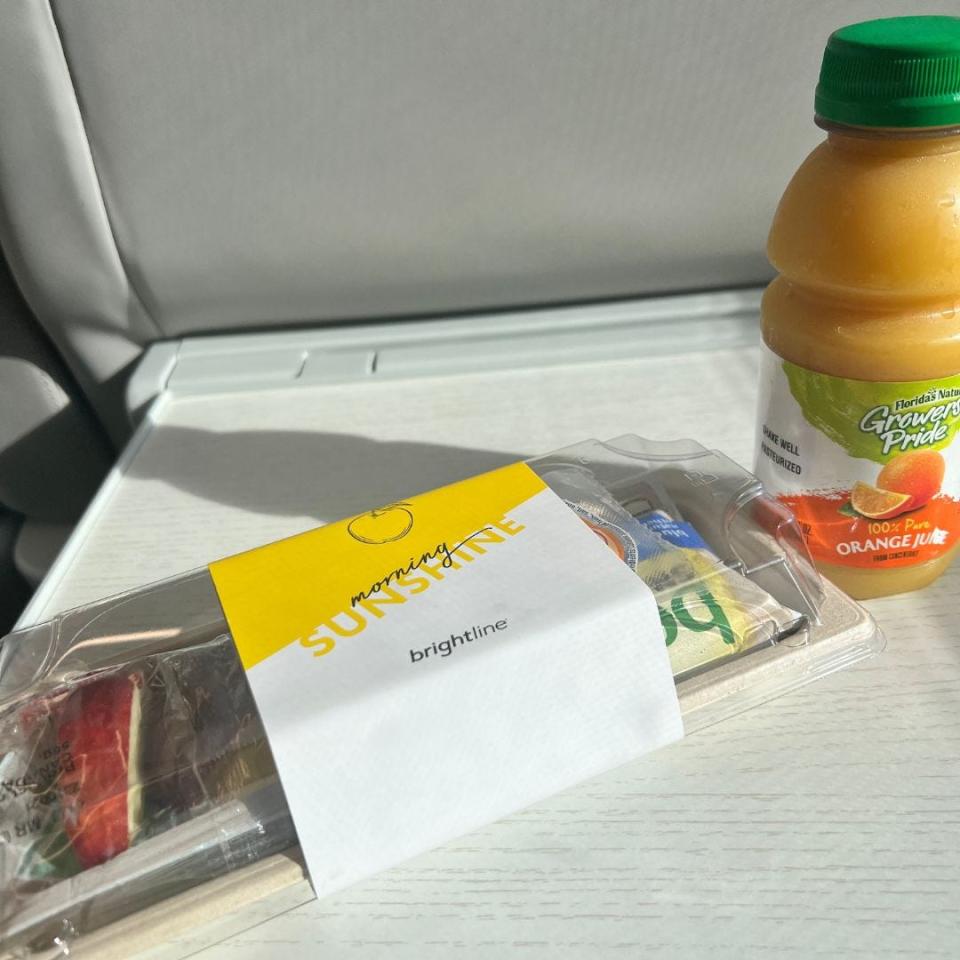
left=815, top=16, right=960, bottom=128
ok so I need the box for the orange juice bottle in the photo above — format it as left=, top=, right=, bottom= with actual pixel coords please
left=755, top=16, right=960, bottom=600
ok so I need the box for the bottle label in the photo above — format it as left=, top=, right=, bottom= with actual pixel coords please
left=755, top=345, right=960, bottom=569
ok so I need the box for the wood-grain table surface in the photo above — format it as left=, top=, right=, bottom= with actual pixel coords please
left=28, top=343, right=960, bottom=959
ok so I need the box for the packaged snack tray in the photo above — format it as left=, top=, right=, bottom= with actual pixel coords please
left=0, top=436, right=883, bottom=957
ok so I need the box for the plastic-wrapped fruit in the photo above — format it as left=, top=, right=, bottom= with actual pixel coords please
left=56, top=673, right=144, bottom=868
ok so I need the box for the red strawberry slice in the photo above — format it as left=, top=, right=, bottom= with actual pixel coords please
left=56, top=673, right=144, bottom=868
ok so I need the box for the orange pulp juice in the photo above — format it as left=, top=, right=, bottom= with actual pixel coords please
left=755, top=17, right=960, bottom=598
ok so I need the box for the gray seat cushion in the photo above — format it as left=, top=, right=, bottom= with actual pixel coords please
left=0, top=507, right=30, bottom=633
left=0, top=253, right=111, bottom=522
left=3, top=0, right=948, bottom=434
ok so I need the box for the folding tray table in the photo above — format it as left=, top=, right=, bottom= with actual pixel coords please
left=15, top=290, right=960, bottom=960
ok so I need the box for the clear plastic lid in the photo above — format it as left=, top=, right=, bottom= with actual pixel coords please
left=0, top=436, right=883, bottom=957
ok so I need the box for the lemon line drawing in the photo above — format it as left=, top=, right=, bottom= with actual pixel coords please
left=347, top=502, right=415, bottom=544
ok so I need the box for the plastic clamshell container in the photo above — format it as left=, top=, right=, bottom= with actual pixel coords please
left=0, top=436, right=883, bottom=958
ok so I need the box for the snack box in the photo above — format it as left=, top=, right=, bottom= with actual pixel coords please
left=0, top=436, right=883, bottom=958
